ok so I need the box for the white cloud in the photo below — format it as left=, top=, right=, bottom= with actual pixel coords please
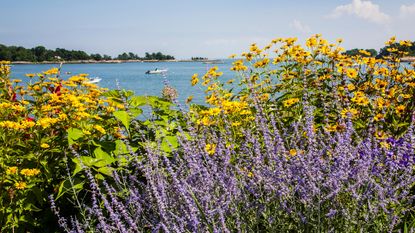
left=400, top=3, right=415, bottom=17
left=328, top=0, right=390, bottom=24
left=290, top=20, right=311, bottom=34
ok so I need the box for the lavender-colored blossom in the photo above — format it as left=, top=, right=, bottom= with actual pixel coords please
left=53, top=96, right=415, bottom=232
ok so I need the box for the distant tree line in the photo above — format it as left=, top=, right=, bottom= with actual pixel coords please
left=344, top=41, right=415, bottom=58
left=376, top=41, right=415, bottom=58
left=344, top=48, right=378, bottom=57
left=0, top=44, right=175, bottom=62
left=191, top=57, right=208, bottom=61
left=0, top=44, right=113, bottom=62
left=116, top=52, right=174, bottom=60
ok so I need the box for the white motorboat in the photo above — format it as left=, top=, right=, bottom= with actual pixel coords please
left=84, top=77, right=102, bottom=84
left=145, top=68, right=168, bottom=74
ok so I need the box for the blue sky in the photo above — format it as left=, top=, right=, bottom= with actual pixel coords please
left=1, top=0, right=414, bottom=59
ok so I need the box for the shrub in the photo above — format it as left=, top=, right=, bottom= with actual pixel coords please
left=0, top=62, right=121, bottom=231
left=52, top=36, right=415, bottom=232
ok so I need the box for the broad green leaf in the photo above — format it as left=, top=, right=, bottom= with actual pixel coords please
left=96, top=166, right=114, bottom=176
left=113, top=111, right=131, bottom=130
left=161, top=136, right=179, bottom=153
left=72, top=158, right=83, bottom=175
left=57, top=179, right=84, bottom=200
left=23, top=203, right=42, bottom=212
left=94, top=147, right=115, bottom=165
left=130, top=108, right=143, bottom=118
left=129, top=96, right=148, bottom=107
left=67, top=128, right=84, bottom=145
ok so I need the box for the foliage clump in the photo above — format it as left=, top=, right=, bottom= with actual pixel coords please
left=1, top=35, right=415, bottom=232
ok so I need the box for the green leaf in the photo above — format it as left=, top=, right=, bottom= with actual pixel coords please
left=23, top=203, right=42, bottom=212
left=57, top=179, right=84, bottom=200
left=72, top=158, right=83, bottom=175
left=67, top=128, right=84, bottom=145
left=113, top=111, right=131, bottom=130
left=96, top=166, right=114, bottom=177
left=113, top=140, right=138, bottom=156
left=130, top=108, right=143, bottom=118
left=122, top=89, right=134, bottom=98
left=94, top=147, right=115, bottom=165
left=161, top=136, right=179, bottom=153
left=102, top=90, right=121, bottom=98
left=129, top=96, right=148, bottom=107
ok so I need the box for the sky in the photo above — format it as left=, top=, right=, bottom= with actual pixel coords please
left=1, top=0, right=415, bottom=59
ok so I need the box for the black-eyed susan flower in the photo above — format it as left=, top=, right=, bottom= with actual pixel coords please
left=6, top=166, right=18, bottom=175
left=20, top=168, right=41, bottom=177
left=396, top=105, right=405, bottom=115
left=15, top=181, right=27, bottom=190
left=205, top=143, right=216, bottom=155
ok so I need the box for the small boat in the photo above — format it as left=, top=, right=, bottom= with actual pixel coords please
left=145, top=68, right=168, bottom=74
left=84, top=77, right=102, bottom=84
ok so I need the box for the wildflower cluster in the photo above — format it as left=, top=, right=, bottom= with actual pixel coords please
left=0, top=62, right=124, bottom=231
left=191, top=35, right=415, bottom=139
left=2, top=35, right=415, bottom=232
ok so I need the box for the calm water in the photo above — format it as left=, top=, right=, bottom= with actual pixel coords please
left=10, top=61, right=235, bottom=105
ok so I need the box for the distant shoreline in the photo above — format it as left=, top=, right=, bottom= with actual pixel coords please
left=10, top=59, right=224, bottom=65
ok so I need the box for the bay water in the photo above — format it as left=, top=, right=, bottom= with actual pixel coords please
left=10, top=61, right=236, bottom=106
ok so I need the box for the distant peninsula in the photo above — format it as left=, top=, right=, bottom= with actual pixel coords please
left=0, top=44, right=175, bottom=63
left=9, top=59, right=221, bottom=65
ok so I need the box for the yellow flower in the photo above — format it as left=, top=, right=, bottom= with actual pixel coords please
left=374, top=78, right=388, bottom=90
left=208, top=108, right=221, bottom=116
left=197, top=117, right=213, bottom=126
left=283, top=98, right=300, bottom=107
left=37, top=117, right=59, bottom=129
left=374, top=113, right=384, bottom=121
left=347, top=83, right=356, bottom=91
left=253, top=58, right=270, bottom=68
left=106, top=106, right=115, bottom=113
left=375, top=130, right=387, bottom=140
left=341, top=108, right=358, bottom=118
left=399, top=40, right=412, bottom=47
left=358, top=50, right=371, bottom=56
left=40, top=143, right=50, bottom=149
left=11, top=105, right=25, bottom=112
left=25, top=73, right=35, bottom=78
left=380, top=141, right=390, bottom=149
left=15, top=181, right=27, bottom=190
left=186, top=95, right=193, bottom=103
left=346, top=68, right=358, bottom=78
left=6, top=166, right=18, bottom=175
left=82, top=129, right=91, bottom=135
left=43, top=68, right=59, bottom=75
left=306, top=37, right=318, bottom=48
left=289, top=149, right=297, bottom=156
left=385, top=36, right=396, bottom=46
left=0, top=102, right=12, bottom=109
left=191, top=74, right=199, bottom=86
left=94, top=125, right=106, bottom=134
left=20, top=168, right=41, bottom=177
left=231, top=60, right=248, bottom=71
left=205, top=144, right=216, bottom=155
left=351, top=92, right=369, bottom=106
left=231, top=121, right=242, bottom=127
left=260, top=93, right=270, bottom=101
left=396, top=105, right=405, bottom=115
left=0, top=121, right=23, bottom=130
